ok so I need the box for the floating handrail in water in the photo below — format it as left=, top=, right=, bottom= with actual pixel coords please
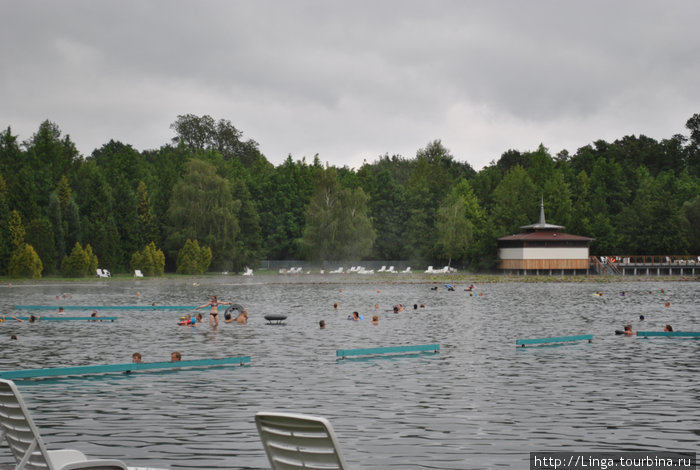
left=336, top=344, right=440, bottom=360
left=516, top=334, right=593, bottom=347
left=0, top=356, right=251, bottom=380
left=13, top=305, right=198, bottom=310
left=14, top=316, right=118, bottom=322
left=636, top=331, right=700, bottom=339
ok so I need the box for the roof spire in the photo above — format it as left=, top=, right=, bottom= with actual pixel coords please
left=539, top=196, right=546, bottom=225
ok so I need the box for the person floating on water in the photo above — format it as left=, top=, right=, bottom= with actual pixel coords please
left=196, top=295, right=231, bottom=327
left=179, top=314, right=196, bottom=326
left=225, top=309, right=248, bottom=324
left=132, top=352, right=142, bottom=363
left=664, top=324, right=673, bottom=332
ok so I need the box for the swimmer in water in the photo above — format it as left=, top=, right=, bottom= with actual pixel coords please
left=196, top=295, right=231, bottom=327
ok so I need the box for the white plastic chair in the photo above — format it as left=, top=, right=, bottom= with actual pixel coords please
left=134, top=269, right=144, bottom=278
left=96, top=269, right=109, bottom=278
left=243, top=267, right=254, bottom=276
left=0, top=378, right=130, bottom=470
left=255, top=411, right=348, bottom=470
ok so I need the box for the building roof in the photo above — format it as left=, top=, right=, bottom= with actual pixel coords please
left=498, top=198, right=594, bottom=242
left=498, top=230, right=594, bottom=242
left=519, top=198, right=564, bottom=231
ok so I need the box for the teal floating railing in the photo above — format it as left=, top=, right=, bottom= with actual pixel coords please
left=14, top=316, right=118, bottom=322
left=516, top=334, right=593, bottom=347
left=0, top=356, right=251, bottom=380
left=336, top=344, right=440, bottom=359
left=636, top=331, right=700, bottom=339
left=13, top=305, right=197, bottom=311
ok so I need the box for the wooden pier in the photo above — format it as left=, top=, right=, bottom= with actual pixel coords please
left=590, top=255, right=700, bottom=276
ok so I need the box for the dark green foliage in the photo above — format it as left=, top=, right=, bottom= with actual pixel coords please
left=61, top=242, right=97, bottom=277
left=175, top=239, right=212, bottom=275
left=9, top=243, right=43, bottom=279
left=24, top=218, right=55, bottom=274
left=0, top=113, right=697, bottom=275
left=131, top=242, right=166, bottom=276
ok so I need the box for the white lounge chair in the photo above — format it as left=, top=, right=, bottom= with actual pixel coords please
left=425, top=266, right=434, bottom=273
left=255, top=411, right=348, bottom=470
left=0, top=378, right=130, bottom=469
left=401, top=266, right=411, bottom=273
left=243, top=267, right=254, bottom=276
left=134, top=269, right=144, bottom=278
left=96, top=269, right=109, bottom=278
left=387, top=265, right=396, bottom=273
left=377, top=265, right=386, bottom=272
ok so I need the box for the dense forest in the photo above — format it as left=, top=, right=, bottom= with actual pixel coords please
left=1, top=113, right=699, bottom=276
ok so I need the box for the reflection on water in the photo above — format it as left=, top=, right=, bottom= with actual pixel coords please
left=1, top=277, right=698, bottom=469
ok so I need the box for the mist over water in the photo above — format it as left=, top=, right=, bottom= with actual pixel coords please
left=1, top=277, right=698, bottom=469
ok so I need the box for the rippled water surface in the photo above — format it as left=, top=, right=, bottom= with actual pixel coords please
left=1, top=277, right=698, bottom=469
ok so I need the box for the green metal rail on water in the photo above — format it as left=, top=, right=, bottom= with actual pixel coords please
left=0, top=356, right=251, bottom=380
left=336, top=344, right=440, bottom=359
left=13, top=305, right=198, bottom=310
left=13, top=316, right=118, bottom=322
left=516, top=334, right=593, bottom=347
left=636, top=331, right=700, bottom=338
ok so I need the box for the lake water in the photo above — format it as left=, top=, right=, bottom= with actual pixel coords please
left=1, top=276, right=698, bottom=469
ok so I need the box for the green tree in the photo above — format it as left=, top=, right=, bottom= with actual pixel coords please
left=175, top=239, right=212, bottom=275
left=435, top=196, right=471, bottom=267
left=131, top=242, right=166, bottom=276
left=24, top=218, right=55, bottom=274
left=362, top=168, right=409, bottom=259
left=490, top=165, right=538, bottom=235
left=165, top=158, right=240, bottom=271
left=231, top=178, right=263, bottom=272
left=682, top=195, right=700, bottom=254
left=301, top=167, right=376, bottom=261
left=0, top=174, right=11, bottom=274
left=22, top=120, right=80, bottom=212
left=9, top=243, right=43, bottom=278
left=74, top=160, right=118, bottom=269
left=618, top=169, right=689, bottom=254
left=136, top=181, right=159, bottom=247
left=61, top=242, right=97, bottom=277
left=9, top=210, right=25, bottom=249
left=170, top=114, right=265, bottom=167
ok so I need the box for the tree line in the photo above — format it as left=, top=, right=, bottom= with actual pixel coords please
left=1, top=113, right=699, bottom=277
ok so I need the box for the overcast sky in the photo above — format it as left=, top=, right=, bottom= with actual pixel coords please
left=2, top=1, right=699, bottom=171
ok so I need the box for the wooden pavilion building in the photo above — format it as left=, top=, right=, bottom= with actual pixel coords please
left=498, top=201, right=594, bottom=275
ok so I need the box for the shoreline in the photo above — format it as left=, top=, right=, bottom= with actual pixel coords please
left=1, top=271, right=698, bottom=286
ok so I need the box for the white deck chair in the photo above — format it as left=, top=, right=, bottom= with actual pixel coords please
left=243, top=267, right=254, bottom=276
left=0, top=378, right=129, bottom=470
left=96, top=269, right=108, bottom=278
left=255, top=411, right=348, bottom=470
left=134, top=269, right=144, bottom=278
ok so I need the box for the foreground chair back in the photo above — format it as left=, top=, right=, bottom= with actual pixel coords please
left=255, top=411, right=349, bottom=470
left=0, top=378, right=128, bottom=470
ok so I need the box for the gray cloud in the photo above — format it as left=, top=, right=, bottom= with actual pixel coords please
left=1, top=0, right=698, bottom=170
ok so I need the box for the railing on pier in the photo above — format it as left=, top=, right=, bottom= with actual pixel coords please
left=589, top=255, right=699, bottom=276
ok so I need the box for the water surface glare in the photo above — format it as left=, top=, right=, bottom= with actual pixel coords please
left=1, top=277, right=698, bottom=469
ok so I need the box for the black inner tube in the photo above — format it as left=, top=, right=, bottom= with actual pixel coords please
left=224, top=304, right=243, bottom=320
